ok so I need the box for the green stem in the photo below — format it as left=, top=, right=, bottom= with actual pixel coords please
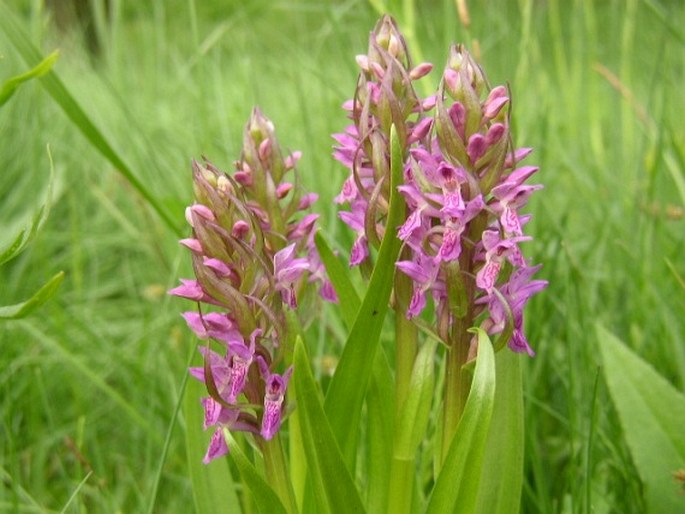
left=386, top=457, right=414, bottom=514
left=262, top=435, right=297, bottom=514
left=440, top=326, right=471, bottom=466
left=395, top=315, right=418, bottom=413
left=388, top=264, right=418, bottom=514
left=439, top=245, right=476, bottom=467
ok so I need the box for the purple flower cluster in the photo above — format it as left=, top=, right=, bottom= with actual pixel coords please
left=170, top=108, right=334, bottom=463
left=334, top=17, right=547, bottom=354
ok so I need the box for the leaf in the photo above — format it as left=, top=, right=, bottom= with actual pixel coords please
left=596, top=324, right=685, bottom=513
left=0, top=229, right=28, bottom=267
left=0, top=4, right=182, bottom=236
left=426, top=329, right=496, bottom=514
left=0, top=49, right=59, bottom=106
left=394, top=339, right=437, bottom=460
left=474, top=349, right=524, bottom=514
left=323, top=124, right=406, bottom=466
left=315, top=230, right=393, bottom=513
left=184, top=367, right=241, bottom=514
left=293, top=339, right=367, bottom=514
left=0, top=271, right=64, bottom=319
left=0, top=146, right=56, bottom=266
left=314, top=231, right=361, bottom=328
left=365, top=350, right=395, bottom=513
left=226, top=433, right=288, bottom=514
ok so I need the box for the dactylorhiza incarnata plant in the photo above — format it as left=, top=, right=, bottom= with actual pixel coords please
left=334, top=13, right=547, bottom=475
left=170, top=108, right=335, bottom=465
left=171, top=13, right=547, bottom=514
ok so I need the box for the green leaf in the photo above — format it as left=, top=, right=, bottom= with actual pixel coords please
left=0, top=4, right=182, bottom=236
left=474, top=349, right=524, bottom=514
left=596, top=324, right=685, bottom=513
left=293, top=339, right=367, bottom=514
left=0, top=229, right=28, bottom=267
left=365, top=350, right=395, bottom=513
left=0, top=49, right=59, bottom=106
left=184, top=366, right=241, bottom=514
left=323, top=124, right=406, bottom=466
left=426, top=329, right=496, bottom=514
left=394, top=339, right=437, bottom=459
left=315, top=231, right=395, bottom=513
left=0, top=271, right=64, bottom=319
left=314, top=231, right=361, bottom=329
left=226, top=433, right=288, bottom=514
left=0, top=147, right=56, bottom=266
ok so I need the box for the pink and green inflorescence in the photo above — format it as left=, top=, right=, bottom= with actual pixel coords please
left=169, top=108, right=335, bottom=463
left=334, top=16, right=547, bottom=355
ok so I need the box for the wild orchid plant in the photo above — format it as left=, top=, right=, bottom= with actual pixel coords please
left=170, top=14, right=546, bottom=514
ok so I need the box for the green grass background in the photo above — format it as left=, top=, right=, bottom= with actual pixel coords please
left=1, top=0, right=683, bottom=512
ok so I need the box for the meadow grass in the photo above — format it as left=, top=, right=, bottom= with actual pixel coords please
left=1, top=0, right=683, bottom=512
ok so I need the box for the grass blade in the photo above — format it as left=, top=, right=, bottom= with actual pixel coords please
left=0, top=4, right=182, bottom=236
left=0, top=145, right=56, bottom=266
left=0, top=49, right=58, bottom=106
left=58, top=471, right=92, bottom=514
left=18, top=321, right=159, bottom=442
left=0, top=271, right=64, bottom=319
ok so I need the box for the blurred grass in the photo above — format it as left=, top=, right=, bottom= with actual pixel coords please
left=0, top=0, right=683, bottom=512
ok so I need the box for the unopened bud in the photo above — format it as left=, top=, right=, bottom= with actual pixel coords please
left=483, top=86, right=509, bottom=119
left=217, top=175, right=233, bottom=195
left=234, top=171, right=253, bottom=186
left=185, top=204, right=215, bottom=227
left=232, top=220, right=250, bottom=239
left=409, top=62, right=433, bottom=81
left=355, top=54, right=370, bottom=71
left=284, top=151, right=302, bottom=170
left=258, top=138, right=272, bottom=162
left=298, top=192, right=318, bottom=210
left=407, top=117, right=433, bottom=144
left=276, top=182, right=293, bottom=199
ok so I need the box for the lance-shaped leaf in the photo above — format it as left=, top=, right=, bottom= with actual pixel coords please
left=323, top=124, right=406, bottom=466
left=0, top=49, right=58, bottom=106
left=316, top=231, right=394, bottom=512
left=293, top=339, right=366, bottom=514
left=426, top=328, right=496, bottom=514
left=225, top=433, right=288, bottom=514
left=596, top=324, right=685, bottom=513
left=0, top=147, right=56, bottom=266
left=474, top=349, right=524, bottom=514
left=314, top=231, right=361, bottom=328
left=394, top=339, right=437, bottom=459
left=0, top=271, right=64, bottom=320
left=365, top=350, right=395, bottom=513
